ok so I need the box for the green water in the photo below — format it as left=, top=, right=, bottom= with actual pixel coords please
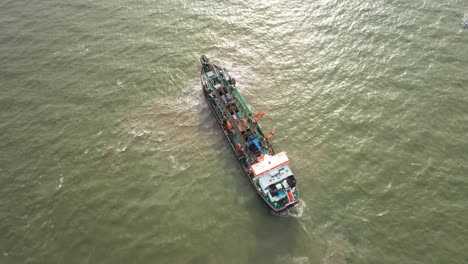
left=1, top=0, right=467, bottom=263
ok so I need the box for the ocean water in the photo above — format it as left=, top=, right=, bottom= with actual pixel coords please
left=1, top=0, right=467, bottom=263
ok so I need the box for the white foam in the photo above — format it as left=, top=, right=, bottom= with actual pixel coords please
left=272, top=199, right=307, bottom=218
left=377, top=210, right=388, bottom=216
left=130, top=127, right=150, bottom=137
left=384, top=181, right=392, bottom=191
left=287, top=199, right=307, bottom=218
left=275, top=254, right=309, bottom=264
left=57, top=175, right=64, bottom=189
left=116, top=146, right=127, bottom=153
left=168, top=155, right=178, bottom=169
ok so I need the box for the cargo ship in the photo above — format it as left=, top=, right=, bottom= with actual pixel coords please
left=200, top=55, right=299, bottom=212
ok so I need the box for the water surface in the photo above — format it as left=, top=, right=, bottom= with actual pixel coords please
left=1, top=0, right=467, bottom=263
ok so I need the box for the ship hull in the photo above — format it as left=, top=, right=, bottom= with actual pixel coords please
left=200, top=57, right=299, bottom=213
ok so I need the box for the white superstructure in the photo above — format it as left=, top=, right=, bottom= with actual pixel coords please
left=250, top=151, right=290, bottom=177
